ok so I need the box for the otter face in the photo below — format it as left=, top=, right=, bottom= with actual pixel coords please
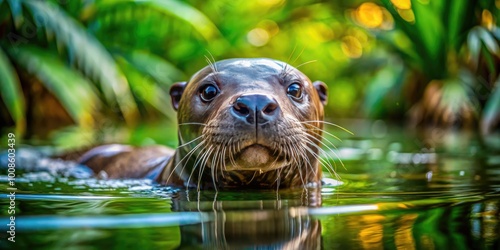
left=169, top=58, right=328, bottom=188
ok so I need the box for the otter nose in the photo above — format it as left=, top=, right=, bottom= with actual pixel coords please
left=232, top=94, right=280, bottom=124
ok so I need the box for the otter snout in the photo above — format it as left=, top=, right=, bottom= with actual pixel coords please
left=231, top=94, right=280, bottom=125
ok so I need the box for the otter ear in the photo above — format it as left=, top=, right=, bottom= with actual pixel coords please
left=170, top=81, right=187, bottom=111
left=313, top=81, right=328, bottom=105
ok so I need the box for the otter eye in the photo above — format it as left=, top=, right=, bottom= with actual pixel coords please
left=287, top=83, right=303, bottom=100
left=199, top=84, right=219, bottom=102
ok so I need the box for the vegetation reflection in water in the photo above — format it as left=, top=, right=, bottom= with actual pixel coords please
left=0, top=122, right=499, bottom=249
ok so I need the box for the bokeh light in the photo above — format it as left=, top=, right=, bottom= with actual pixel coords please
left=354, top=2, right=393, bottom=30
left=355, top=2, right=384, bottom=29
left=247, top=28, right=270, bottom=47
left=341, top=36, right=363, bottom=58
left=482, top=9, right=494, bottom=29
left=398, top=9, right=415, bottom=23
left=391, top=0, right=411, bottom=10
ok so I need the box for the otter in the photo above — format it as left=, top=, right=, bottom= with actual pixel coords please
left=76, top=58, right=331, bottom=190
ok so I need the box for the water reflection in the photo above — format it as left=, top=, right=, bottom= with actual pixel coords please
left=1, top=187, right=500, bottom=249
left=171, top=188, right=322, bottom=249
left=1, top=124, right=500, bottom=249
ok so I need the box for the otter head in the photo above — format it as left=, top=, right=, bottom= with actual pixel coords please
left=169, top=58, right=328, bottom=189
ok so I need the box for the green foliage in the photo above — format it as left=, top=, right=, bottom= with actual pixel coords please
left=9, top=45, right=100, bottom=127
left=361, top=0, right=500, bottom=133
left=0, top=47, right=24, bottom=134
left=0, top=0, right=221, bottom=141
left=378, top=0, right=478, bottom=79
left=22, top=0, right=138, bottom=123
left=0, top=0, right=499, bottom=145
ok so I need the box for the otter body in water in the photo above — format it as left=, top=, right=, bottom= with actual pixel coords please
left=77, top=58, right=330, bottom=190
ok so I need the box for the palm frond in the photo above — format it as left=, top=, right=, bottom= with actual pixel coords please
left=93, top=0, right=222, bottom=41
left=118, top=50, right=186, bottom=85
left=21, top=0, right=138, bottom=123
left=0, top=46, right=25, bottom=134
left=116, top=56, right=176, bottom=119
left=6, top=0, right=23, bottom=28
left=8, top=46, right=101, bottom=127
left=445, top=1, right=476, bottom=51
left=380, top=0, right=446, bottom=79
left=363, top=59, right=406, bottom=117
left=482, top=76, right=500, bottom=136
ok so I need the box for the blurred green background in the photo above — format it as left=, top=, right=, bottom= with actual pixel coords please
left=0, top=0, right=499, bottom=149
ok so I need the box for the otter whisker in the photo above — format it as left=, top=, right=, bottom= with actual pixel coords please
left=275, top=168, right=282, bottom=193
left=289, top=141, right=306, bottom=189
left=294, top=60, right=318, bottom=70
left=197, top=145, right=215, bottom=191
left=177, top=135, right=203, bottom=149
left=294, top=141, right=318, bottom=178
left=228, top=144, right=237, bottom=170
left=270, top=151, right=282, bottom=168
left=305, top=133, right=347, bottom=171
left=303, top=154, right=318, bottom=183
left=192, top=146, right=211, bottom=191
left=304, top=141, right=341, bottom=180
left=178, top=122, right=208, bottom=127
left=295, top=145, right=310, bottom=189
left=307, top=128, right=341, bottom=153
left=216, top=143, right=226, bottom=180
left=187, top=143, right=211, bottom=188
left=281, top=46, right=297, bottom=78
left=225, top=138, right=236, bottom=170
left=205, top=50, right=218, bottom=72
left=283, top=47, right=307, bottom=77
left=205, top=55, right=216, bottom=74
left=220, top=144, right=228, bottom=179
left=213, top=144, right=221, bottom=182
left=301, top=135, right=335, bottom=167
left=298, top=120, right=354, bottom=135
left=166, top=140, right=206, bottom=185
left=211, top=145, right=222, bottom=190
left=290, top=139, right=317, bottom=188
left=297, top=121, right=343, bottom=142
left=204, top=52, right=221, bottom=85
left=247, top=170, right=258, bottom=184
left=186, top=158, right=200, bottom=189
left=286, top=45, right=298, bottom=65
left=212, top=145, right=221, bottom=184
left=299, top=121, right=346, bottom=172
left=292, top=47, right=306, bottom=65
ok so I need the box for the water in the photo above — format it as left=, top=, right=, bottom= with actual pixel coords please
left=1, top=122, right=500, bottom=249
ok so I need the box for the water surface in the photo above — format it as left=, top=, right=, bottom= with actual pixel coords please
left=1, top=122, right=500, bottom=249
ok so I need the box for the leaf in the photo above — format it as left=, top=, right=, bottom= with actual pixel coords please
left=482, top=46, right=498, bottom=77
left=441, top=79, right=477, bottom=115
left=118, top=50, right=186, bottom=85
left=492, top=27, right=500, bottom=41
left=380, top=0, right=444, bottom=78
left=6, top=0, right=23, bottom=28
left=20, top=0, right=138, bottom=124
left=477, top=27, right=500, bottom=55
left=116, top=56, right=176, bottom=119
left=93, top=0, right=222, bottom=41
left=377, top=31, right=423, bottom=68
left=363, top=59, right=406, bottom=117
left=467, top=28, right=481, bottom=69
left=446, top=0, right=474, bottom=51
left=481, top=77, right=500, bottom=148
left=0, top=46, right=25, bottom=135
left=412, top=0, right=445, bottom=77
left=8, top=46, right=101, bottom=127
